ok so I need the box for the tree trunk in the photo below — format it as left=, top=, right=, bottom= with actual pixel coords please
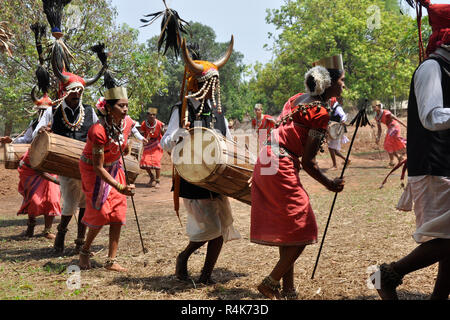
left=4, top=120, right=13, bottom=136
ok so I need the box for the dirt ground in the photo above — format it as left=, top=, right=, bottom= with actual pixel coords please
left=0, top=121, right=439, bottom=300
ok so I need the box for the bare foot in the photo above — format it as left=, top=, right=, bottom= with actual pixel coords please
left=79, top=252, right=91, bottom=270
left=105, top=262, right=128, bottom=272
left=257, top=282, right=280, bottom=300
left=44, top=233, right=56, bottom=240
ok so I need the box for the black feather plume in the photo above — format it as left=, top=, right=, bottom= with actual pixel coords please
left=42, top=0, right=72, bottom=33
left=187, top=43, right=201, bottom=60
left=140, top=1, right=189, bottom=57
left=30, top=23, right=47, bottom=65
left=91, top=43, right=108, bottom=66
left=404, top=0, right=416, bottom=8
left=35, top=65, right=51, bottom=93
left=103, top=70, right=120, bottom=90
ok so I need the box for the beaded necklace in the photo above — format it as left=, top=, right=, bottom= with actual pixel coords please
left=61, top=104, right=85, bottom=132
left=145, top=119, right=157, bottom=136
left=103, top=117, right=127, bottom=150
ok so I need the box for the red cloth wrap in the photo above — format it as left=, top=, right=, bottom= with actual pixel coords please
left=250, top=93, right=329, bottom=246
left=80, top=116, right=134, bottom=228
left=139, top=119, right=164, bottom=169
left=17, top=151, right=61, bottom=217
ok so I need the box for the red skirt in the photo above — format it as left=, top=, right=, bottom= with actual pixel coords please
left=140, top=140, right=163, bottom=169
left=384, top=123, right=406, bottom=153
left=250, top=145, right=318, bottom=246
left=79, top=160, right=127, bottom=229
left=17, top=163, right=61, bottom=217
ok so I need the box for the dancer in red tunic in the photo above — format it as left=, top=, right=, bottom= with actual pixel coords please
left=372, top=100, right=407, bottom=167
left=252, top=104, right=275, bottom=151
left=251, top=55, right=346, bottom=299
left=17, top=150, right=61, bottom=239
left=139, top=107, right=165, bottom=188
left=78, top=72, right=135, bottom=272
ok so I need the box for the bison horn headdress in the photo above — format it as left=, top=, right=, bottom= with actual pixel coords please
left=181, top=36, right=234, bottom=115
left=41, top=0, right=107, bottom=104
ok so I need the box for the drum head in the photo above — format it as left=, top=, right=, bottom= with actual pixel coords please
left=172, top=127, right=225, bottom=183
left=29, top=131, right=50, bottom=169
left=328, top=121, right=344, bottom=140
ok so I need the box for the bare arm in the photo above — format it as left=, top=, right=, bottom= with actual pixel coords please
left=301, top=131, right=345, bottom=192
left=375, top=122, right=382, bottom=144
left=92, top=144, right=135, bottom=196
left=391, top=115, right=407, bottom=128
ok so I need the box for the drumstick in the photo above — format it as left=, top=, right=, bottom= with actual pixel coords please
left=114, top=129, right=148, bottom=255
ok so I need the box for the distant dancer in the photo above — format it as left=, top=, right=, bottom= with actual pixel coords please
left=327, top=96, right=350, bottom=170
left=372, top=100, right=406, bottom=167
left=139, top=107, right=165, bottom=189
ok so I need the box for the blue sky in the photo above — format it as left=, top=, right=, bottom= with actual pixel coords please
left=110, top=0, right=450, bottom=66
left=111, top=0, right=282, bottom=65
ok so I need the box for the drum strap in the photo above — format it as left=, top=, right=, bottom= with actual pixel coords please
left=80, top=154, right=118, bottom=168
left=264, top=140, right=299, bottom=159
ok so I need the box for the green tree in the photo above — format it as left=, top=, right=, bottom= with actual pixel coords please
left=0, top=0, right=165, bottom=135
left=253, top=0, right=428, bottom=113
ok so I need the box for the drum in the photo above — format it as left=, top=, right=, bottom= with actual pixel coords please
left=4, top=143, right=30, bottom=169
left=328, top=121, right=345, bottom=140
left=172, top=127, right=256, bottom=205
left=128, top=136, right=143, bottom=162
left=0, top=143, right=4, bottom=163
left=29, top=131, right=140, bottom=184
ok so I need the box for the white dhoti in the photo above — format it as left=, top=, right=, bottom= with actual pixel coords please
left=183, top=195, right=241, bottom=243
left=60, top=176, right=85, bottom=216
left=397, top=175, right=450, bottom=243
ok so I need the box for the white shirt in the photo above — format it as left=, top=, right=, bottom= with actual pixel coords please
left=32, top=100, right=98, bottom=139
left=13, top=123, right=34, bottom=144
left=414, top=48, right=450, bottom=132
left=409, top=48, right=450, bottom=182
left=161, top=98, right=232, bottom=152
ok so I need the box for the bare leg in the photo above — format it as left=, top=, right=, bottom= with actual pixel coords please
left=24, top=215, right=36, bottom=237
left=74, top=208, right=87, bottom=253
left=54, top=215, right=72, bottom=253
left=431, top=258, right=450, bottom=300
left=146, top=169, right=155, bottom=186
left=79, top=226, right=102, bottom=270
left=328, top=148, right=337, bottom=168
left=43, top=215, right=55, bottom=239
left=388, top=153, right=395, bottom=166
left=176, top=240, right=206, bottom=281
left=258, top=245, right=305, bottom=299
left=155, top=169, right=161, bottom=189
left=376, top=239, right=450, bottom=300
left=198, top=236, right=224, bottom=284
left=269, top=246, right=305, bottom=282
left=105, top=224, right=127, bottom=272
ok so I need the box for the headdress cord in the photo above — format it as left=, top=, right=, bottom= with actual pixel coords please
left=115, top=129, right=148, bottom=254
left=311, top=106, right=367, bottom=279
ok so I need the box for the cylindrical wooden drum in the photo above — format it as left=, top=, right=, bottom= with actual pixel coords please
left=172, top=127, right=256, bottom=205
left=128, top=136, right=143, bottom=162
left=4, top=143, right=30, bottom=169
left=0, top=143, right=5, bottom=163
left=29, top=131, right=139, bottom=183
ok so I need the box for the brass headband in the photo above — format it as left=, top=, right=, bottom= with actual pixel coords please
left=312, top=54, right=344, bottom=70
left=105, top=87, right=128, bottom=100
left=147, top=107, right=158, bottom=114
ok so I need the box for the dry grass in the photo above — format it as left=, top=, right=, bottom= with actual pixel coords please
left=0, top=120, right=437, bottom=300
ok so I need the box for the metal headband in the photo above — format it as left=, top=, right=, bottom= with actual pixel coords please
left=105, top=87, right=128, bottom=100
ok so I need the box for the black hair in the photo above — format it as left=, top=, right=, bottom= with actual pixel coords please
left=328, top=68, right=344, bottom=83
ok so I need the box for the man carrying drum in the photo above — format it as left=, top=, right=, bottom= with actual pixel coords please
left=161, top=40, right=241, bottom=284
